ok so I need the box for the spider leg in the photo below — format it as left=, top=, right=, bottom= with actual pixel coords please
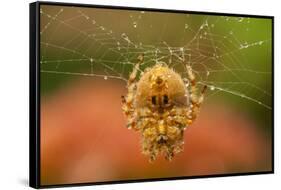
left=164, top=146, right=174, bottom=161
left=185, top=65, right=207, bottom=125
left=128, top=54, right=143, bottom=85
left=122, top=54, right=144, bottom=130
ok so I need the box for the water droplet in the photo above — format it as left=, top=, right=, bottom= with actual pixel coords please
left=121, top=33, right=130, bottom=43
left=92, top=20, right=96, bottom=24
left=133, top=21, right=137, bottom=28
left=104, top=76, right=108, bottom=80
left=229, top=31, right=233, bottom=35
left=259, top=41, right=264, bottom=45
left=90, top=58, right=93, bottom=63
left=121, top=33, right=127, bottom=38
left=185, top=24, right=189, bottom=29
left=117, top=41, right=121, bottom=50
left=100, top=26, right=105, bottom=30
left=242, top=42, right=249, bottom=48
left=210, top=86, right=215, bottom=91
left=141, top=11, right=145, bottom=14
left=206, top=71, right=210, bottom=76
left=240, top=42, right=248, bottom=49
left=238, top=17, right=244, bottom=22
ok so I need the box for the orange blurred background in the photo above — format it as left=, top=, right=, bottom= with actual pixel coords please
left=40, top=78, right=271, bottom=185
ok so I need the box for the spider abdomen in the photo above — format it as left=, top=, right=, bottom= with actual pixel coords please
left=135, top=63, right=189, bottom=109
left=122, top=59, right=206, bottom=162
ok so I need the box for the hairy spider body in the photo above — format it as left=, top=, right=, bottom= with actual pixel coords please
left=122, top=55, right=206, bottom=162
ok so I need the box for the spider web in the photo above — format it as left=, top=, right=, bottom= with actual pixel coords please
left=40, top=5, right=272, bottom=110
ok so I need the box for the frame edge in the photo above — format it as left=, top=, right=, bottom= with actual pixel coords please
left=29, top=1, right=40, bottom=189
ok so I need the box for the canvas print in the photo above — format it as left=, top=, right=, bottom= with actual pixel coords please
left=32, top=2, right=273, bottom=187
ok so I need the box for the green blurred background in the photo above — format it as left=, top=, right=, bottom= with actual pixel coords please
left=39, top=4, right=272, bottom=186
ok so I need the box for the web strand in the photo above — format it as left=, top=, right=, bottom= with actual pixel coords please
left=40, top=6, right=272, bottom=110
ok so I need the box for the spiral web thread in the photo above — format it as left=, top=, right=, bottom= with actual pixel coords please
left=40, top=5, right=272, bottom=110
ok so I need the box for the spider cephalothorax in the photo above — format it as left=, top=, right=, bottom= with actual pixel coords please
left=122, top=55, right=206, bottom=162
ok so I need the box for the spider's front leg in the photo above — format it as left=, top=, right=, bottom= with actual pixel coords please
left=122, top=54, right=144, bottom=130
left=185, top=65, right=207, bottom=125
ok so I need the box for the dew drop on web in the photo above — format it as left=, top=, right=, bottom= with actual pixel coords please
left=133, top=21, right=137, bottom=28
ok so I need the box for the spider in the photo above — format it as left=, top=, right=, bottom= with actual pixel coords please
left=122, top=54, right=207, bottom=162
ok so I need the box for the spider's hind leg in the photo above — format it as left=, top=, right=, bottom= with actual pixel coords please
left=164, top=145, right=174, bottom=161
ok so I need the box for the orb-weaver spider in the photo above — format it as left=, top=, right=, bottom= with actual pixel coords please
left=122, top=54, right=207, bottom=162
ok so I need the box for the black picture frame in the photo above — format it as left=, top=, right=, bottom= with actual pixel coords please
left=30, top=1, right=274, bottom=188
